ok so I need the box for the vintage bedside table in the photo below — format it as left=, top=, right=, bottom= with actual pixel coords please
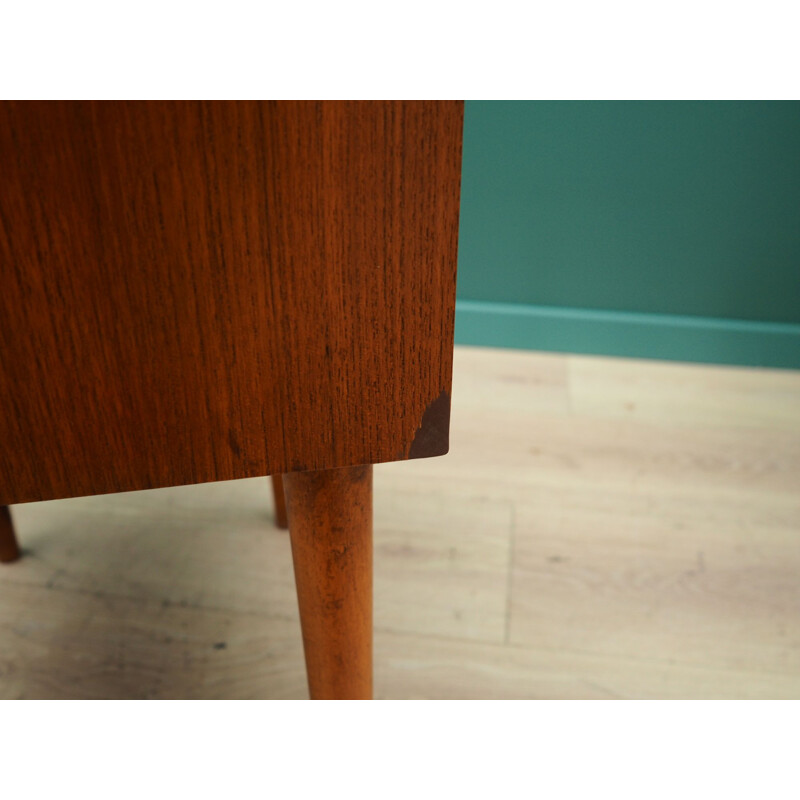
left=0, top=100, right=463, bottom=699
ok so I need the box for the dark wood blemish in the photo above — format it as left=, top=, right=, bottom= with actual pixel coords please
left=408, top=390, right=451, bottom=460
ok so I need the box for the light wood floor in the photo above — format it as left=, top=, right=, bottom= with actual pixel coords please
left=2, top=345, right=799, bottom=699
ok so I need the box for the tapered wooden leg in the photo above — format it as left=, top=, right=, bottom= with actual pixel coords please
left=270, top=474, right=288, bottom=529
left=1, top=506, right=21, bottom=563
left=284, top=465, right=372, bottom=700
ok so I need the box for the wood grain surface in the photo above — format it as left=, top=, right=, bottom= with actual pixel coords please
left=0, top=101, right=463, bottom=504
left=284, top=465, right=372, bottom=699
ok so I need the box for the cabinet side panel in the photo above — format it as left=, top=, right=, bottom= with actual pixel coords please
left=0, top=101, right=462, bottom=503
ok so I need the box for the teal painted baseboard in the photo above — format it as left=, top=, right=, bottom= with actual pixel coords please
left=455, top=300, right=800, bottom=370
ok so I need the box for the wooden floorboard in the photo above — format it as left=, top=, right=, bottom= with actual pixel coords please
left=2, top=345, right=799, bottom=698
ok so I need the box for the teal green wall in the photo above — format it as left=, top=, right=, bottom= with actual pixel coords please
left=456, top=101, right=800, bottom=368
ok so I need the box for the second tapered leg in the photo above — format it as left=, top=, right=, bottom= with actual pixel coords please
left=270, top=474, right=288, bottom=529
left=1, top=506, right=21, bottom=563
left=284, top=465, right=372, bottom=700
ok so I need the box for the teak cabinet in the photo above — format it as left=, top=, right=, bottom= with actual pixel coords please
left=0, top=101, right=463, bottom=699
